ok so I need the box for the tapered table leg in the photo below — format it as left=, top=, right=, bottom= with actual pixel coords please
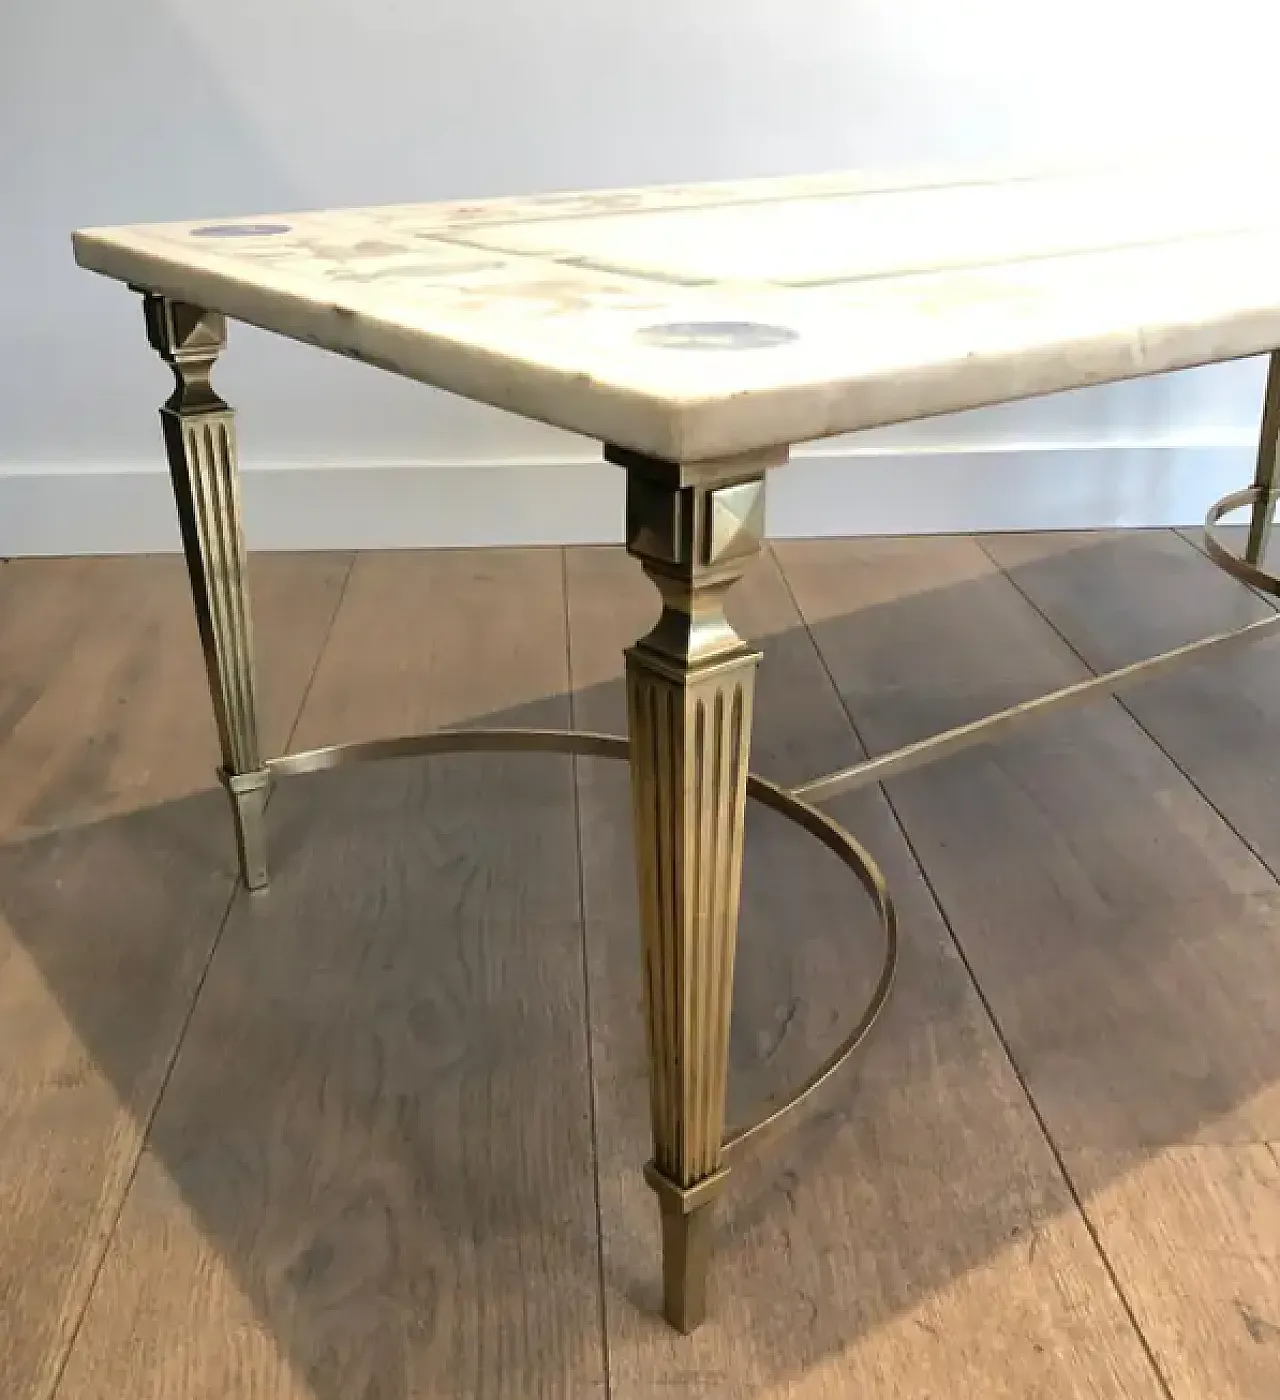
left=1246, top=351, right=1280, bottom=566
left=143, top=294, right=270, bottom=889
left=609, top=443, right=783, bottom=1331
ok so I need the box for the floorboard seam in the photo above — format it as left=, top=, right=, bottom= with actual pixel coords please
left=561, top=546, right=614, bottom=1400
left=1172, top=526, right=1280, bottom=614
left=974, top=529, right=1280, bottom=1399
left=977, top=535, right=1280, bottom=885
left=279, top=551, right=357, bottom=757
left=41, top=887, right=241, bottom=1400
left=42, top=550, right=355, bottom=1400
left=769, top=539, right=1178, bottom=1400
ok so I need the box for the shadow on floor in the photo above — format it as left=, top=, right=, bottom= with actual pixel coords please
left=3, top=533, right=1279, bottom=1397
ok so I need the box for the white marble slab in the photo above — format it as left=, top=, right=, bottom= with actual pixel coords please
left=73, top=163, right=1280, bottom=462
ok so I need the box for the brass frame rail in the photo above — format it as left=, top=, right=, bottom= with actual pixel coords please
left=792, top=610, right=1280, bottom=805
left=794, top=483, right=1280, bottom=810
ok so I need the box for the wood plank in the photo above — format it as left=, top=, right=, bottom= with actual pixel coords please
left=55, top=549, right=607, bottom=1400
left=777, top=533, right=1280, bottom=1399
left=978, top=530, right=1280, bottom=1400
left=985, top=529, right=1280, bottom=886
left=1072, top=1143, right=1280, bottom=1400
left=0, top=554, right=352, bottom=838
left=1179, top=521, right=1280, bottom=598
left=981, top=529, right=1280, bottom=1141
left=0, top=552, right=350, bottom=1400
left=565, top=543, right=1164, bottom=1399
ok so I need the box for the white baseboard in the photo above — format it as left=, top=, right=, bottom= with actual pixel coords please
left=0, top=441, right=1258, bottom=556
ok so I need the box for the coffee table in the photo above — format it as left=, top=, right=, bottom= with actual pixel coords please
left=73, top=163, right=1280, bottom=1332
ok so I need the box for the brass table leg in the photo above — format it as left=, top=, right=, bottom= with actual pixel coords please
left=143, top=294, right=270, bottom=890
left=609, top=443, right=783, bottom=1331
left=1246, top=351, right=1280, bottom=566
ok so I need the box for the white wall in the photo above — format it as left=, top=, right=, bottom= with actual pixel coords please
left=1, top=0, right=1276, bottom=552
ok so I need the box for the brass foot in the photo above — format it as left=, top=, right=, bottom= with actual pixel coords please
left=220, top=767, right=271, bottom=890
left=645, top=1161, right=730, bottom=1333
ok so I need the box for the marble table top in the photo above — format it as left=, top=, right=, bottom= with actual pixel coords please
left=74, top=163, right=1280, bottom=462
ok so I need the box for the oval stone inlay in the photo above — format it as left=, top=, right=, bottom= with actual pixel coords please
left=191, top=223, right=293, bottom=238
left=635, top=320, right=799, bottom=350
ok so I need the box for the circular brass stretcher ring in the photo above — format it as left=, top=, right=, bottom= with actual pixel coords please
left=1204, top=485, right=1280, bottom=597
left=268, top=727, right=899, bottom=1162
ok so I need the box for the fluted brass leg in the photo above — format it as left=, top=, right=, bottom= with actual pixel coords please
left=1247, top=351, right=1280, bottom=566
left=144, top=294, right=270, bottom=890
left=609, top=443, right=784, bottom=1331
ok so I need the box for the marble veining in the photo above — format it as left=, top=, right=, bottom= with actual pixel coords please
left=191, top=223, right=293, bottom=239
left=635, top=322, right=801, bottom=350
left=73, top=161, right=1280, bottom=461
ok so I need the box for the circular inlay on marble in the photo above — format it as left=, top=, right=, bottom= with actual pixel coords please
left=190, top=223, right=293, bottom=238
left=635, top=320, right=799, bottom=350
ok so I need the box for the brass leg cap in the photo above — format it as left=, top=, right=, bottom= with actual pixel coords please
left=220, top=768, right=271, bottom=891
left=644, top=1161, right=731, bottom=1332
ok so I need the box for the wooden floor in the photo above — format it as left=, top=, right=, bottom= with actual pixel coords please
left=1, top=531, right=1278, bottom=1400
